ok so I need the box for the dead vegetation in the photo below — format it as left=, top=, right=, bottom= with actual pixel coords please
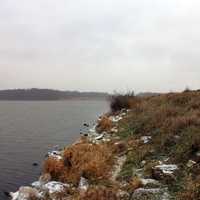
left=177, top=177, right=200, bottom=200
left=112, top=90, right=200, bottom=198
left=77, top=186, right=119, bottom=200
left=44, top=142, right=113, bottom=185
left=129, top=177, right=143, bottom=191
left=96, top=116, right=113, bottom=133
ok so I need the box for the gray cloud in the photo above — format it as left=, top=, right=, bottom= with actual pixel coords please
left=0, top=0, right=200, bottom=92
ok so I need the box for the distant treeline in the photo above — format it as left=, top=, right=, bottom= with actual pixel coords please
left=0, top=89, right=109, bottom=100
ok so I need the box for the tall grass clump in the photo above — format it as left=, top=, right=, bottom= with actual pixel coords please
left=43, top=142, right=113, bottom=185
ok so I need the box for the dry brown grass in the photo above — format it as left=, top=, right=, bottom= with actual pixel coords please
left=43, top=142, right=113, bottom=185
left=163, top=114, right=200, bottom=134
left=113, top=141, right=127, bottom=155
left=129, top=177, right=143, bottom=191
left=96, top=116, right=113, bottom=133
left=78, top=186, right=119, bottom=200
left=43, top=158, right=64, bottom=181
left=177, top=178, right=200, bottom=200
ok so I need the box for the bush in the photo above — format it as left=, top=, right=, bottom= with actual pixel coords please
left=44, top=142, right=113, bottom=185
left=96, top=116, right=113, bottom=133
left=110, top=92, right=136, bottom=112
left=43, top=158, right=64, bottom=181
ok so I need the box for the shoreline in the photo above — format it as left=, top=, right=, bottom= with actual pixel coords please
left=10, top=107, right=174, bottom=200
left=9, top=109, right=129, bottom=200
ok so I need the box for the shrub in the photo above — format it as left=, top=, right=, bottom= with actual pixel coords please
left=43, top=158, right=64, bottom=180
left=110, top=92, right=136, bottom=112
left=44, top=142, right=113, bottom=185
left=96, top=116, right=113, bottom=133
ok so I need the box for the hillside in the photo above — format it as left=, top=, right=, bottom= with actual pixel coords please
left=10, top=90, right=200, bottom=200
left=0, top=89, right=108, bottom=100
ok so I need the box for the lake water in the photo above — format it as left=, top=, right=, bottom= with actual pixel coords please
left=0, top=100, right=109, bottom=199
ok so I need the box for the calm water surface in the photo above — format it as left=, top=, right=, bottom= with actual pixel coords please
left=0, top=100, right=109, bottom=199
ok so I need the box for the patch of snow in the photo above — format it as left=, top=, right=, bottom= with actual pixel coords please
left=109, top=116, right=123, bottom=123
left=164, top=157, right=170, bottom=162
left=161, top=191, right=170, bottom=200
left=155, top=164, right=178, bottom=174
left=32, top=181, right=42, bottom=189
left=117, top=190, right=129, bottom=199
left=111, top=127, right=118, bottom=133
left=48, top=151, right=62, bottom=160
left=10, top=187, right=40, bottom=200
left=141, top=136, right=152, bottom=144
left=95, top=134, right=104, bottom=140
left=135, top=168, right=143, bottom=178
left=140, top=160, right=146, bottom=167
left=158, top=161, right=163, bottom=165
left=78, top=177, right=89, bottom=191
left=44, top=181, right=69, bottom=194
left=102, top=138, right=111, bottom=142
left=89, top=126, right=97, bottom=134
left=10, top=191, right=19, bottom=200
left=120, top=112, right=127, bottom=117
left=141, top=179, right=160, bottom=186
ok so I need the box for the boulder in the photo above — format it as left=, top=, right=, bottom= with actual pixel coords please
left=152, top=164, right=178, bottom=183
left=10, top=187, right=40, bottom=200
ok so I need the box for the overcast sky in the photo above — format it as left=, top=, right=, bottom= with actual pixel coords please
left=0, top=0, right=200, bottom=93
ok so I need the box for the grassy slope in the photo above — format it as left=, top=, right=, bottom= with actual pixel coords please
left=116, top=90, right=200, bottom=199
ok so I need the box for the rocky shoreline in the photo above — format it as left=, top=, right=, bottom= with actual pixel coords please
left=9, top=110, right=127, bottom=200
left=9, top=108, right=177, bottom=200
